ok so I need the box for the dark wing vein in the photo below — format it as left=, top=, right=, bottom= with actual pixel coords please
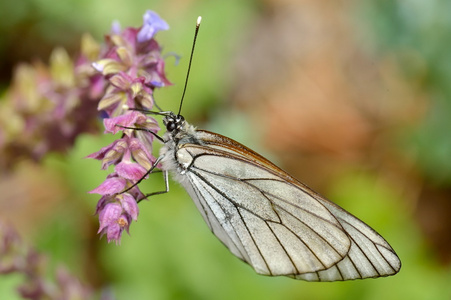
left=264, top=219, right=300, bottom=274
left=341, top=217, right=398, bottom=274
left=235, top=207, right=272, bottom=274
left=185, top=173, right=251, bottom=263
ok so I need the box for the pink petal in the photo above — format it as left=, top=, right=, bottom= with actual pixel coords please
left=106, top=223, right=122, bottom=245
left=109, top=72, right=132, bottom=90
left=85, top=142, right=115, bottom=160
left=103, top=111, right=142, bottom=134
left=120, top=193, right=139, bottom=220
left=95, top=195, right=112, bottom=215
left=89, top=177, right=127, bottom=195
left=98, top=202, right=122, bottom=232
left=115, top=161, right=147, bottom=181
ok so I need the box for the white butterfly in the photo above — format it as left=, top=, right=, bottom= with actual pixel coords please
left=152, top=112, right=401, bottom=282
left=133, top=15, right=400, bottom=282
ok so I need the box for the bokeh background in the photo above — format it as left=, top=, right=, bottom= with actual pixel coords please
left=1, top=0, right=451, bottom=299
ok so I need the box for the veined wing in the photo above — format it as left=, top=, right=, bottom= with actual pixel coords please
left=295, top=200, right=402, bottom=281
left=172, top=130, right=400, bottom=280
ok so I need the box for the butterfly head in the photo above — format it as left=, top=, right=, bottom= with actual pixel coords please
left=163, top=112, right=185, bottom=133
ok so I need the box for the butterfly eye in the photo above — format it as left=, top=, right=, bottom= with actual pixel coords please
left=166, top=120, right=177, bottom=132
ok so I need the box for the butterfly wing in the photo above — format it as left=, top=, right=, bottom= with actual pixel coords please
left=163, top=129, right=400, bottom=280
left=295, top=200, right=401, bottom=281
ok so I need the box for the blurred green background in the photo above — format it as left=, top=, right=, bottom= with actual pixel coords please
left=1, top=0, right=451, bottom=299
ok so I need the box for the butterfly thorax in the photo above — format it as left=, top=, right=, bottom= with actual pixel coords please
left=160, top=113, right=200, bottom=181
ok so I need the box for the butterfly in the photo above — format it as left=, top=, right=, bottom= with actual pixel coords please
left=132, top=16, right=400, bottom=282
left=147, top=111, right=401, bottom=282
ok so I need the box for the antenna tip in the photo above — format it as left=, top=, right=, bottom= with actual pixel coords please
left=197, top=16, right=202, bottom=25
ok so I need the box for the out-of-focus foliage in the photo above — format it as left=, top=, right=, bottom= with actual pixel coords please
left=1, top=0, right=451, bottom=299
left=360, top=0, right=451, bottom=185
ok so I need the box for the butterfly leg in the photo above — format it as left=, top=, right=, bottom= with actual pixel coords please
left=137, top=170, right=169, bottom=202
left=121, top=155, right=164, bottom=196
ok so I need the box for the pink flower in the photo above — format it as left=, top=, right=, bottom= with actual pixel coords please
left=96, top=193, right=140, bottom=244
left=98, top=202, right=124, bottom=243
left=87, top=10, right=171, bottom=245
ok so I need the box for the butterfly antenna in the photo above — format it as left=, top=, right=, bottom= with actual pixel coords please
left=178, top=16, right=202, bottom=116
